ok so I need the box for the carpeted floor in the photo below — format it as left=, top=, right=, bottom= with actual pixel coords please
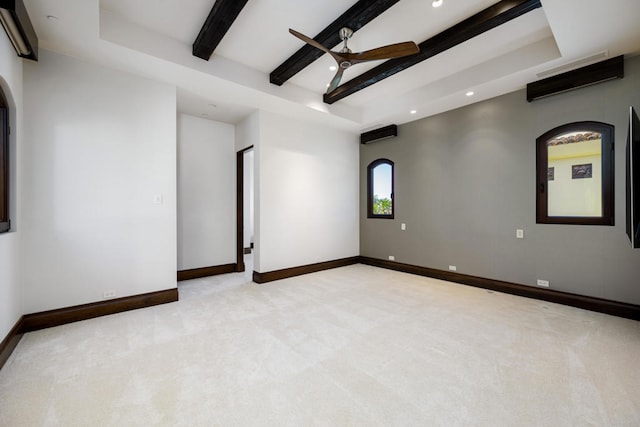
left=1, top=260, right=639, bottom=426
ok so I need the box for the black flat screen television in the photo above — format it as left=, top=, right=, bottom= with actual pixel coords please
left=626, top=106, right=640, bottom=247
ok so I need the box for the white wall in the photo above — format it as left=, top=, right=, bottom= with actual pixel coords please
left=22, top=50, right=177, bottom=313
left=177, top=114, right=235, bottom=270
left=0, top=31, right=23, bottom=338
left=256, top=111, right=359, bottom=272
left=235, top=112, right=259, bottom=152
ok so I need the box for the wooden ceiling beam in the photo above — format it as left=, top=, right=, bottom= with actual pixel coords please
left=324, top=0, right=542, bottom=104
left=269, top=0, right=401, bottom=86
left=192, top=0, right=249, bottom=61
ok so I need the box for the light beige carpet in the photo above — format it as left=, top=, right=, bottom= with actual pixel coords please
left=1, top=263, right=639, bottom=426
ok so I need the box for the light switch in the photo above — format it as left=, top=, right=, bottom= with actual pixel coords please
left=516, top=229, right=524, bottom=239
left=153, top=194, right=163, bottom=205
left=401, top=223, right=406, bottom=230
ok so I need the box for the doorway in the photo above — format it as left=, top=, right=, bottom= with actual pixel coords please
left=236, top=146, right=254, bottom=273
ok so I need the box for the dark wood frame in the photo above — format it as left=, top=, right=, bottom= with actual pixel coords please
left=367, top=158, right=394, bottom=219
left=236, top=146, right=254, bottom=272
left=536, top=121, right=615, bottom=225
left=0, top=86, right=9, bottom=233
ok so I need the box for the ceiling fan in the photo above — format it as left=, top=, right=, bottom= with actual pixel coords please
left=289, top=27, right=420, bottom=93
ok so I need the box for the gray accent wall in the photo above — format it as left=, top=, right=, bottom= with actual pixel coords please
left=360, top=55, right=640, bottom=305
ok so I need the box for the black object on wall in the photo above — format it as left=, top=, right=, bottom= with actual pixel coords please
left=0, top=0, right=38, bottom=61
left=361, top=125, right=398, bottom=144
left=626, top=106, right=640, bottom=248
left=192, top=0, right=249, bottom=61
left=527, top=56, right=624, bottom=101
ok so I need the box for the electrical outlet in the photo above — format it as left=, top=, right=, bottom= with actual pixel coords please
left=536, top=279, right=550, bottom=288
left=449, top=265, right=457, bottom=271
left=388, top=255, right=395, bottom=261
left=103, top=290, right=117, bottom=299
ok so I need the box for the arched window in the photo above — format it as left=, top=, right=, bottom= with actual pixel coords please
left=367, top=159, right=394, bottom=219
left=0, top=86, right=9, bottom=233
left=536, top=121, right=614, bottom=225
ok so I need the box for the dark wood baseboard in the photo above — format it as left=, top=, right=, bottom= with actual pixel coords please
left=177, top=263, right=237, bottom=281
left=21, top=288, right=179, bottom=332
left=359, top=257, right=640, bottom=321
left=0, top=317, right=24, bottom=371
left=253, top=256, right=360, bottom=284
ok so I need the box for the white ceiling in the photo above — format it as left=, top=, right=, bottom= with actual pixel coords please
left=23, top=0, right=640, bottom=131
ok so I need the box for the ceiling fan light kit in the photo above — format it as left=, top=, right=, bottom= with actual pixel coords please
left=289, top=27, right=419, bottom=93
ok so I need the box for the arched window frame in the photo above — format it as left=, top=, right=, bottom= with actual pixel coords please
left=367, top=158, right=394, bottom=219
left=0, top=86, right=9, bottom=233
left=536, top=121, right=614, bottom=225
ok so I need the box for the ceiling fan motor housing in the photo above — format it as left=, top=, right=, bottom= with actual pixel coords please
left=339, top=27, right=353, bottom=40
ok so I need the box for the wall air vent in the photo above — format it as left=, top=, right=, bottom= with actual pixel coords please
left=360, top=125, right=398, bottom=144
left=527, top=55, right=623, bottom=102
left=536, top=51, right=609, bottom=79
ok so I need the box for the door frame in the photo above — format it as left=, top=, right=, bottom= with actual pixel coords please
left=236, top=145, right=254, bottom=272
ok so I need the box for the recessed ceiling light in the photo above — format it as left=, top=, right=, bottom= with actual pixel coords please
left=432, top=0, right=443, bottom=8
left=410, top=110, right=417, bottom=114
left=466, top=91, right=474, bottom=97
left=329, top=65, right=337, bottom=71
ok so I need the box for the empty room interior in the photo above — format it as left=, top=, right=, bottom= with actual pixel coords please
left=1, top=0, right=640, bottom=425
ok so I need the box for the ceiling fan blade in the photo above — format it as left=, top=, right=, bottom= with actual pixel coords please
left=327, top=67, right=344, bottom=93
left=289, top=29, right=333, bottom=55
left=347, top=42, right=419, bottom=64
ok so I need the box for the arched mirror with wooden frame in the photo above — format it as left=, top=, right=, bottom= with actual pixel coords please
left=536, top=121, right=614, bottom=225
